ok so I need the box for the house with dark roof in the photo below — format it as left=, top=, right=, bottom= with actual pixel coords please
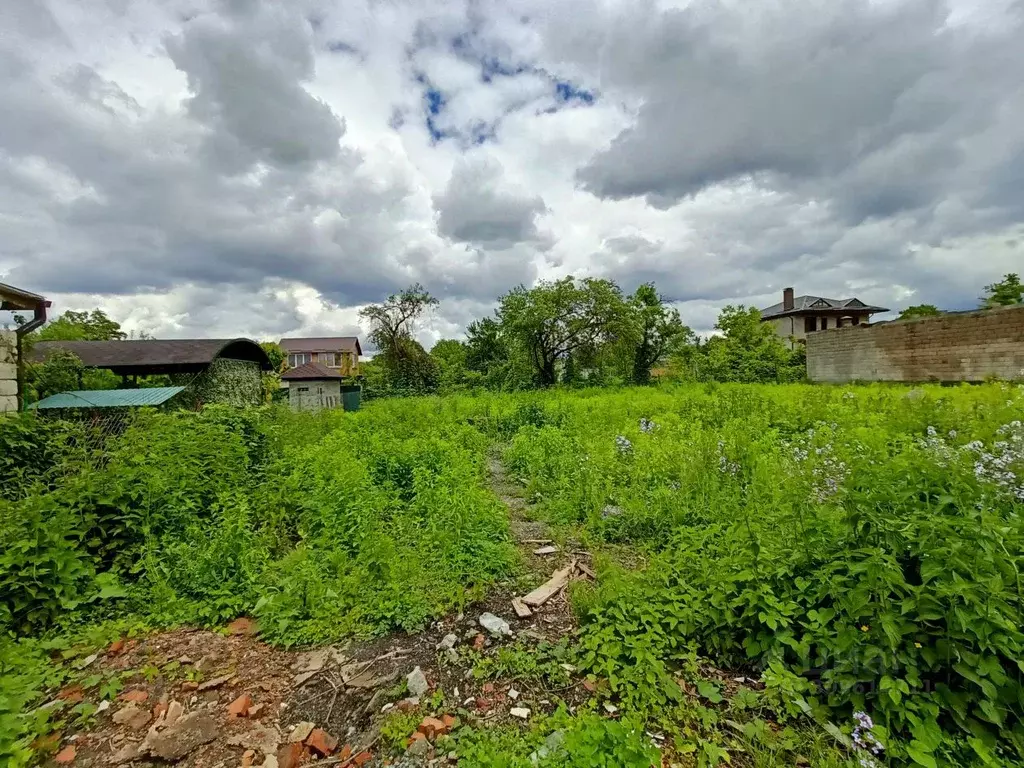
left=760, top=287, right=889, bottom=348
left=281, top=361, right=360, bottom=412
left=0, top=281, right=50, bottom=412
left=30, top=338, right=272, bottom=407
left=279, top=337, right=362, bottom=377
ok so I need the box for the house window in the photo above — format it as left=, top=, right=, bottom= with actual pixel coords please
left=804, top=317, right=817, bottom=333
left=288, top=353, right=311, bottom=368
left=296, top=386, right=309, bottom=393
left=321, top=352, right=338, bottom=367
left=852, top=315, right=861, bottom=325
left=820, top=317, right=828, bottom=330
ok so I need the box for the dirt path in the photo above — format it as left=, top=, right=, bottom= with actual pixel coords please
left=41, top=453, right=592, bottom=768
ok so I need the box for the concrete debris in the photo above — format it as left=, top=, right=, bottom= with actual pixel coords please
left=227, top=725, right=281, bottom=755
left=96, top=700, right=111, bottom=713
left=437, top=633, right=458, bottom=650
left=508, top=689, right=520, bottom=700
left=198, top=675, right=232, bottom=691
left=113, top=703, right=150, bottom=730
left=144, top=710, right=220, bottom=761
left=478, top=612, right=512, bottom=637
left=510, top=707, right=531, bottom=719
left=601, top=505, right=623, bottom=519
left=287, top=722, right=315, bottom=744
left=603, top=702, right=618, bottom=714
left=406, top=666, right=429, bottom=697
left=533, top=545, right=558, bottom=555
left=445, top=648, right=459, bottom=664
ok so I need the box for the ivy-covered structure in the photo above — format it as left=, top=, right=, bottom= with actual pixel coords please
left=30, top=338, right=272, bottom=407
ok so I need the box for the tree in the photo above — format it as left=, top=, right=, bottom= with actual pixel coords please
left=624, top=283, right=692, bottom=384
left=496, top=278, right=627, bottom=387
left=259, top=341, right=286, bottom=373
left=430, top=339, right=472, bottom=392
left=700, top=305, right=805, bottom=383
left=981, top=273, right=1023, bottom=308
left=359, top=284, right=439, bottom=395
left=898, top=304, right=942, bottom=320
left=35, top=309, right=126, bottom=342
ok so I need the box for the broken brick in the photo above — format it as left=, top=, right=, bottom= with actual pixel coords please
left=54, top=745, right=76, bottom=764
left=57, top=685, right=85, bottom=704
left=474, top=697, right=492, bottom=711
left=395, top=698, right=417, bottom=713
left=472, top=634, right=486, bottom=650
left=482, top=682, right=495, bottom=693
left=153, top=701, right=168, bottom=721
left=119, top=689, right=149, bottom=703
left=417, top=716, right=447, bottom=739
left=406, top=731, right=427, bottom=749
left=241, top=749, right=256, bottom=767
left=227, top=694, right=254, bottom=718
left=31, top=732, right=61, bottom=753
left=276, top=742, right=306, bottom=768
left=353, top=752, right=373, bottom=767
left=226, top=617, right=257, bottom=636
left=305, top=728, right=338, bottom=756
left=108, top=639, right=126, bottom=655
left=181, top=681, right=199, bottom=691
left=582, top=680, right=597, bottom=693
left=339, top=744, right=353, bottom=761
left=442, top=714, right=457, bottom=731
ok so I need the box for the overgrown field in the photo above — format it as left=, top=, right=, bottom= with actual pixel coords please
left=2, top=382, right=1023, bottom=767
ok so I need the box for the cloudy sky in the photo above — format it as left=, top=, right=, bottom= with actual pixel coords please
left=2, top=0, right=1023, bottom=344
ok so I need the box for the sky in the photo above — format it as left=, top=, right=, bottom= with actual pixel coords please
left=1, top=0, right=1023, bottom=346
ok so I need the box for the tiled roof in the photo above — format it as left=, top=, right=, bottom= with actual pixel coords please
left=279, top=336, right=362, bottom=355
left=31, top=339, right=272, bottom=371
left=29, top=386, right=185, bottom=410
left=760, top=295, right=889, bottom=319
left=280, top=361, right=345, bottom=380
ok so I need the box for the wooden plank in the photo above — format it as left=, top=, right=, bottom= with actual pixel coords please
left=576, top=562, right=596, bottom=580
left=533, top=545, right=558, bottom=555
left=522, top=561, right=576, bottom=607
left=511, top=597, right=532, bottom=618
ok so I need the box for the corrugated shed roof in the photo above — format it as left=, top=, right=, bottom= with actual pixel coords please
left=279, top=336, right=362, bottom=355
left=29, top=386, right=186, bottom=410
left=31, top=338, right=272, bottom=372
left=280, top=361, right=345, bottom=380
left=760, top=295, right=889, bottom=319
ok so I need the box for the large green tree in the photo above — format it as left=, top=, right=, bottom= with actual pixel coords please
left=35, top=309, right=126, bottom=342
left=359, top=284, right=439, bottom=395
left=497, top=278, right=627, bottom=387
left=700, top=305, right=805, bottom=383
left=981, top=273, right=1023, bottom=308
left=624, top=284, right=692, bottom=384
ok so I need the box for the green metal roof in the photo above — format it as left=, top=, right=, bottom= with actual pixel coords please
left=29, top=387, right=186, bottom=410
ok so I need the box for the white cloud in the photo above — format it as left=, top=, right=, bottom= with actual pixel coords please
left=1, top=0, right=1021, bottom=345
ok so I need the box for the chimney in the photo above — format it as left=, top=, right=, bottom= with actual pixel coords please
left=783, top=287, right=794, bottom=311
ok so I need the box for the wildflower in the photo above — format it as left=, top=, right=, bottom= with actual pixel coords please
left=914, top=642, right=922, bottom=648
left=639, top=418, right=656, bottom=433
left=927, top=426, right=937, bottom=437
left=851, top=710, right=884, bottom=765
left=860, top=625, right=869, bottom=632
left=615, top=435, right=633, bottom=456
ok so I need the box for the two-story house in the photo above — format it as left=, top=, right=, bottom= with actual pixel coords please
left=760, top=288, right=888, bottom=349
left=278, top=336, right=362, bottom=376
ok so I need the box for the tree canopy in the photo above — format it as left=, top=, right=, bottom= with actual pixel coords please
left=34, top=309, right=126, bottom=342
left=898, top=304, right=942, bottom=320
left=981, top=273, right=1023, bottom=308
left=359, top=284, right=439, bottom=395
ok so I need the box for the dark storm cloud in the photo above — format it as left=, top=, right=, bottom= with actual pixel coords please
left=574, top=0, right=1024, bottom=227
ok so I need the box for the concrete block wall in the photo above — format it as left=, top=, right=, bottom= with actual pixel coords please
left=807, top=305, right=1024, bottom=383
left=0, top=330, right=18, bottom=412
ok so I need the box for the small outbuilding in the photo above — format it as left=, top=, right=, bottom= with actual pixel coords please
left=281, top=361, right=360, bottom=412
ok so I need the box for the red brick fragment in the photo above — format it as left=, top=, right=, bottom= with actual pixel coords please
left=474, top=697, right=492, bottom=711
left=305, top=728, right=338, bottom=756
left=241, top=749, right=256, bottom=767
left=55, top=745, right=77, bottom=764
left=277, top=742, right=306, bottom=768
left=181, top=681, right=199, bottom=691
left=395, top=698, right=417, bottom=713
left=31, top=732, right=61, bottom=752
left=417, top=716, right=448, bottom=739
left=108, top=639, right=126, bottom=655
left=407, top=731, right=427, bottom=749
left=226, top=617, right=257, bottom=636
left=339, top=744, right=353, bottom=761
left=473, top=634, right=486, bottom=650
left=442, top=713, right=457, bottom=731
left=153, top=701, right=168, bottom=721
left=57, top=685, right=85, bottom=703
left=120, top=689, right=149, bottom=703
left=227, top=694, right=253, bottom=718
left=353, top=751, right=373, bottom=766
